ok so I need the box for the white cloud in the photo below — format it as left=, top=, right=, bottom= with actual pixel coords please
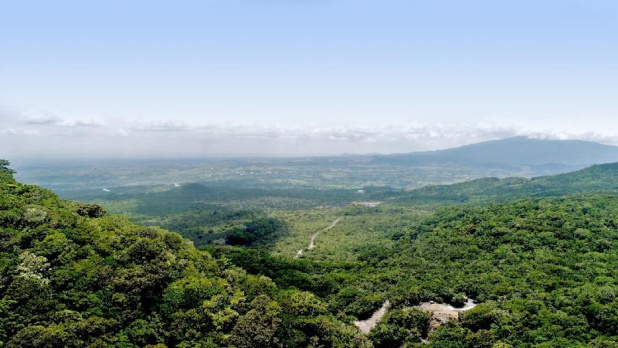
left=20, top=110, right=62, bottom=125
left=0, top=128, right=40, bottom=136
left=4, top=107, right=618, bottom=158
left=130, top=121, right=190, bottom=132
left=60, top=118, right=106, bottom=127
left=19, top=109, right=106, bottom=128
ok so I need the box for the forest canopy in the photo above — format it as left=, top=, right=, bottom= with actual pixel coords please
left=0, top=161, right=370, bottom=347
left=3, top=158, right=618, bottom=347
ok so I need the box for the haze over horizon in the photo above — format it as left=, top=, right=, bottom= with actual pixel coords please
left=2, top=0, right=618, bottom=158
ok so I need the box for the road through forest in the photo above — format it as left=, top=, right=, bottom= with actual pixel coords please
left=354, top=299, right=478, bottom=334
left=294, top=218, right=341, bottom=258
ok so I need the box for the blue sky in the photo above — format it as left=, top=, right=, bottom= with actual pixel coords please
left=2, top=0, right=618, bottom=157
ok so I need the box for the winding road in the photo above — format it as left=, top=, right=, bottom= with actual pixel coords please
left=353, top=301, right=391, bottom=334
left=290, top=216, right=478, bottom=336
left=294, top=218, right=341, bottom=258
left=353, top=299, right=477, bottom=334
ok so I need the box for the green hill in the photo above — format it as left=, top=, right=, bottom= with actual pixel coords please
left=5, top=157, right=618, bottom=347
left=396, top=162, right=618, bottom=205
left=369, top=193, right=618, bottom=347
left=0, top=163, right=370, bottom=348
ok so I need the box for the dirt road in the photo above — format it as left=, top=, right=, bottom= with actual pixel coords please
left=418, top=299, right=477, bottom=332
left=353, top=301, right=391, bottom=333
left=353, top=299, right=477, bottom=334
left=294, top=218, right=341, bottom=258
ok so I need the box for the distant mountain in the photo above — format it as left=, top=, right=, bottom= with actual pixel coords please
left=382, top=136, right=618, bottom=166
left=396, top=161, right=618, bottom=205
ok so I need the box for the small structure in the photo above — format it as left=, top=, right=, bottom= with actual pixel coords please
left=352, top=201, right=382, bottom=208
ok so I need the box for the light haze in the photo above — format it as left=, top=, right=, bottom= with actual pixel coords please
left=1, top=0, right=618, bottom=158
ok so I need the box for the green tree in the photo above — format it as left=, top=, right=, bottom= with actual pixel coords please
left=369, top=308, right=431, bottom=348
left=0, top=159, right=15, bottom=175
left=229, top=295, right=282, bottom=348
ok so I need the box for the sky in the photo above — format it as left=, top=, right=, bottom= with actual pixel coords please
left=1, top=0, right=618, bottom=158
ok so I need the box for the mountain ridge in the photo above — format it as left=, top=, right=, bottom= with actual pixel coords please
left=380, top=136, right=618, bottom=166
left=396, top=161, right=618, bottom=205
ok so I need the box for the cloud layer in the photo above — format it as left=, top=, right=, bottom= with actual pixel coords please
left=3, top=109, right=618, bottom=159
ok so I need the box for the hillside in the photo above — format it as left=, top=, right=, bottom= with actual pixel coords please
left=212, top=187, right=618, bottom=347
left=0, top=164, right=370, bottom=348
left=384, top=137, right=618, bottom=166
left=367, top=194, right=618, bottom=347
left=5, top=157, right=618, bottom=347
left=396, top=161, right=618, bottom=205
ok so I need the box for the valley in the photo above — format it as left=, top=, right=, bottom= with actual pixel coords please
left=4, top=138, right=618, bottom=347
left=5, top=0, right=618, bottom=345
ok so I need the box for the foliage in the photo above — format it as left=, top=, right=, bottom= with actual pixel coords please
left=225, top=217, right=286, bottom=246
left=0, top=160, right=370, bottom=347
left=9, top=157, right=618, bottom=346
left=370, top=193, right=618, bottom=347
left=368, top=308, right=431, bottom=347
left=0, top=160, right=15, bottom=176
left=396, top=162, right=618, bottom=205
